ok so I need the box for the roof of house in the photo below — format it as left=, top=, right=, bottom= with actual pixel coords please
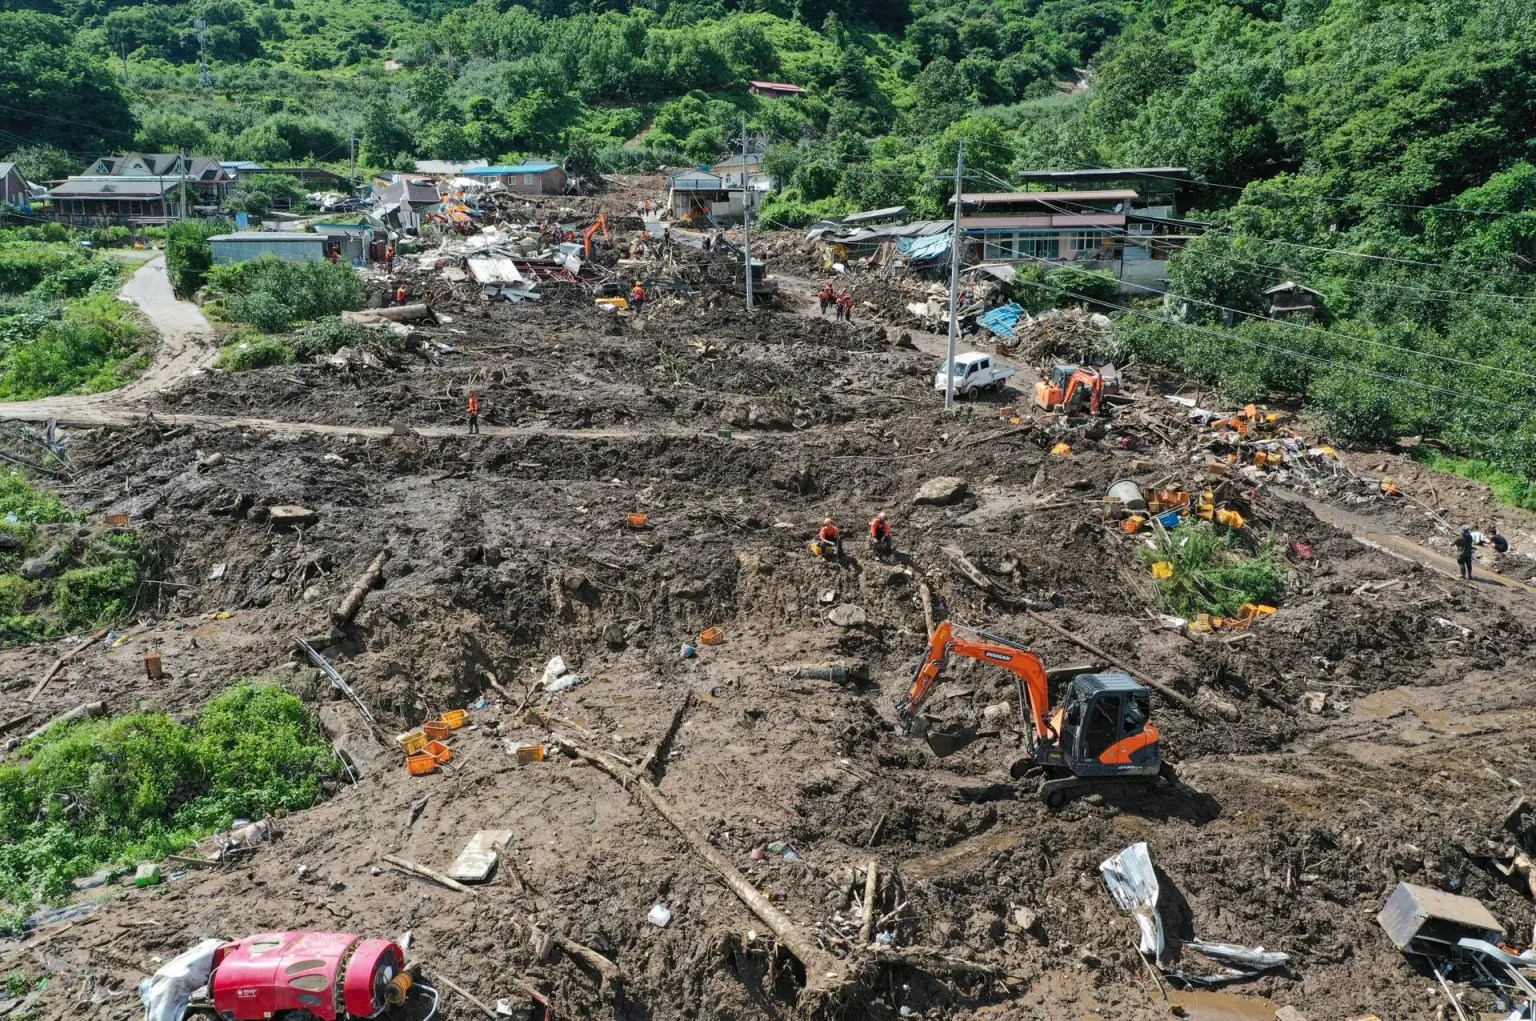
left=377, top=179, right=442, bottom=206
left=842, top=205, right=909, bottom=225
left=461, top=162, right=561, bottom=176
left=1016, top=168, right=1188, bottom=181
left=1265, top=280, right=1325, bottom=297
left=415, top=159, right=490, bottom=175
left=710, top=152, right=766, bottom=170
left=49, top=177, right=176, bottom=198
left=221, top=161, right=264, bottom=172
left=209, top=232, right=329, bottom=243
left=749, top=80, right=808, bottom=93
left=90, top=153, right=231, bottom=181
left=0, top=162, right=18, bottom=181
left=953, top=189, right=1139, bottom=205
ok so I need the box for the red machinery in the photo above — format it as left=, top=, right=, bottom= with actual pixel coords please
left=193, top=931, right=435, bottom=1021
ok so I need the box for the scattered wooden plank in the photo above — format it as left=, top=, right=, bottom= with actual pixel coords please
left=28, top=629, right=109, bottom=703
left=381, top=853, right=472, bottom=893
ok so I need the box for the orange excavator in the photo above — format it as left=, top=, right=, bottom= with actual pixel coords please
left=583, top=214, right=609, bottom=258
left=897, top=620, right=1168, bottom=807
left=1034, top=364, right=1105, bottom=415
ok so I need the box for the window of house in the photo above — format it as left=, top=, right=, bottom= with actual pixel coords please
left=1071, top=231, right=1100, bottom=252
left=1017, top=235, right=1060, bottom=260
left=523, top=174, right=535, bottom=185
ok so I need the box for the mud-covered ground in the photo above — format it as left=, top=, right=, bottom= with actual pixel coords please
left=2, top=219, right=1535, bottom=1021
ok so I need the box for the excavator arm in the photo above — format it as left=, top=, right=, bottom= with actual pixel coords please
left=1062, top=369, right=1104, bottom=415
left=897, top=620, right=1056, bottom=740
left=582, top=214, right=609, bottom=258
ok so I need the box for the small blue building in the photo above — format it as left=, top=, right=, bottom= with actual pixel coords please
left=209, top=231, right=332, bottom=266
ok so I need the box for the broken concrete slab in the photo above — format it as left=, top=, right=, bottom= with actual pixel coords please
left=448, top=830, right=514, bottom=882
left=266, top=505, right=318, bottom=530
left=914, top=477, right=968, bottom=506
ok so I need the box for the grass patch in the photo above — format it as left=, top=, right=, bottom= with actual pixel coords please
left=1410, top=449, right=1536, bottom=511
left=214, top=332, right=295, bottom=372
left=1139, top=521, right=1285, bottom=619
left=0, top=683, right=337, bottom=910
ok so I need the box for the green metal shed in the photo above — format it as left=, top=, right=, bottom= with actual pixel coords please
left=209, top=231, right=331, bottom=266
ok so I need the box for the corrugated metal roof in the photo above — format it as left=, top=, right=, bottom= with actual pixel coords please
left=842, top=206, right=909, bottom=225
left=50, top=178, right=175, bottom=198
left=467, top=257, right=525, bottom=286
left=462, top=163, right=561, bottom=175
left=827, top=219, right=951, bottom=244
left=209, top=232, right=328, bottom=243
left=748, top=80, right=807, bottom=93
left=953, top=190, right=1139, bottom=205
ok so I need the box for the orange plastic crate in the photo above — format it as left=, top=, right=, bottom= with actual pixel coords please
left=398, top=731, right=427, bottom=755
left=627, top=513, right=649, bottom=529
left=423, top=720, right=451, bottom=741
left=699, top=627, right=724, bottom=646
left=406, top=753, right=438, bottom=776
left=425, top=740, right=453, bottom=765
left=441, top=709, right=468, bottom=729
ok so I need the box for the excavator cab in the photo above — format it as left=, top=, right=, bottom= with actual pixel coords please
left=1042, top=674, right=1160, bottom=778
left=1033, top=364, right=1104, bottom=414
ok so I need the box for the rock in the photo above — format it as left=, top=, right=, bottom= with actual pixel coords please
left=982, top=703, right=1013, bottom=728
left=1300, top=690, right=1327, bottom=714
left=914, top=477, right=968, bottom=506
left=267, top=505, right=318, bottom=530
left=819, top=590, right=837, bottom=604
left=1275, top=1008, right=1308, bottom=1021
left=196, top=450, right=226, bottom=468
left=0, top=531, right=20, bottom=552
left=826, top=604, right=867, bottom=627
left=107, top=491, right=164, bottom=521
left=20, top=544, right=67, bottom=580
left=1012, top=906, right=1039, bottom=932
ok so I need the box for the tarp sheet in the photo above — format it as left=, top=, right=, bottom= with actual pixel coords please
left=898, top=233, right=951, bottom=263
left=1100, top=841, right=1165, bottom=962
left=467, top=257, right=525, bottom=287
left=978, top=303, right=1028, bottom=340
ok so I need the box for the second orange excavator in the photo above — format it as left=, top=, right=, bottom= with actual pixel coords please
left=897, top=620, right=1170, bottom=806
left=1033, top=364, right=1106, bottom=415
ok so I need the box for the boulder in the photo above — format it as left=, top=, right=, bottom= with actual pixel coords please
left=826, top=604, right=867, bottom=627
left=20, top=545, right=67, bottom=580
left=914, top=477, right=968, bottom=506
left=267, top=505, right=318, bottom=530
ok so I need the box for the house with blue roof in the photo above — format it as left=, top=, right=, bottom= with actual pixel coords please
left=459, top=161, right=567, bottom=195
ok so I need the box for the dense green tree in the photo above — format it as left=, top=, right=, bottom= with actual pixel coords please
left=0, top=12, right=134, bottom=152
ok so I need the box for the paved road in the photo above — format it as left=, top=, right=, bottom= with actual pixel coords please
left=0, top=256, right=217, bottom=427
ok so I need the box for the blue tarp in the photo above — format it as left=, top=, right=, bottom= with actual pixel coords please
left=978, top=303, right=1026, bottom=339
left=898, top=233, right=951, bottom=263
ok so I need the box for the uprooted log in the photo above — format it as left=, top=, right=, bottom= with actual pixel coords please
left=332, top=549, right=391, bottom=626
left=941, top=546, right=1053, bottom=612
left=3, top=701, right=106, bottom=754
left=859, top=861, right=879, bottom=946
left=381, top=853, right=471, bottom=893
left=1022, top=610, right=1205, bottom=720
left=563, top=741, right=848, bottom=1001
left=342, top=304, right=432, bottom=324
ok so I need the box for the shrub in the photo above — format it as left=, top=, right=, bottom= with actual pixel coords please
left=53, top=560, right=139, bottom=630
left=1138, top=522, right=1285, bottom=619
left=228, top=291, right=295, bottom=332
left=289, top=317, right=371, bottom=358
left=0, top=576, right=34, bottom=617
left=0, top=683, right=336, bottom=906
left=215, top=333, right=295, bottom=371
left=0, top=473, right=75, bottom=525
left=164, top=220, right=230, bottom=298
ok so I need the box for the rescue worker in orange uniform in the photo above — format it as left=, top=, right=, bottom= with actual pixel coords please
left=839, top=291, right=855, bottom=323
left=868, top=511, right=892, bottom=554
left=395, top=284, right=407, bottom=305
left=818, top=283, right=834, bottom=316
left=630, top=280, right=647, bottom=314
left=466, top=389, right=480, bottom=435
left=385, top=245, right=396, bottom=272
left=816, top=518, right=842, bottom=559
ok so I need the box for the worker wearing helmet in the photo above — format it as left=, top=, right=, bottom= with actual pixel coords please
left=817, top=518, right=842, bottom=559
left=466, top=389, right=481, bottom=435
left=868, top=512, right=892, bottom=554
left=818, top=283, right=834, bottom=316
left=630, top=280, right=647, bottom=314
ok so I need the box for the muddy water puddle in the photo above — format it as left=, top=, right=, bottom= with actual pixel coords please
left=1166, top=988, right=1276, bottom=1021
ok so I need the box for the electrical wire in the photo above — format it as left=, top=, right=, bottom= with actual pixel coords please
left=1011, top=275, right=1532, bottom=414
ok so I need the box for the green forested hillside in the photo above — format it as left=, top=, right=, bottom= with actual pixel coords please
left=3, top=0, right=1536, bottom=482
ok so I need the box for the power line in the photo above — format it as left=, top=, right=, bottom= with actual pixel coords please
left=1013, top=276, right=1532, bottom=415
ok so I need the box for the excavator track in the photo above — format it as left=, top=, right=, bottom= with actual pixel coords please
left=1037, top=766, right=1176, bottom=809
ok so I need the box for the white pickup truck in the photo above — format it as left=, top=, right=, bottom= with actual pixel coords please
left=933, top=351, right=1017, bottom=397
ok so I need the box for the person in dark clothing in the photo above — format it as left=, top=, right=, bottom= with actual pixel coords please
left=1454, top=526, right=1475, bottom=579
left=1490, top=527, right=1509, bottom=553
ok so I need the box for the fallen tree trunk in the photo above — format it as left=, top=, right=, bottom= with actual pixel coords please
left=568, top=743, right=846, bottom=999
left=941, top=547, right=1052, bottom=612
left=859, top=861, right=879, bottom=947
left=342, top=304, right=432, bottom=323
left=28, top=629, right=109, bottom=702
left=3, top=701, right=106, bottom=753
left=1023, top=610, right=1204, bottom=720
left=381, top=853, right=471, bottom=893
left=551, top=933, right=624, bottom=997
left=332, top=549, right=391, bottom=626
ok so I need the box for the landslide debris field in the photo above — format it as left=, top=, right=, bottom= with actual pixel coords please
left=2, top=246, right=1535, bottom=1021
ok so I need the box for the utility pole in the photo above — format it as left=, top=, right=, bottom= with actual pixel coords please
left=195, top=19, right=211, bottom=89
left=178, top=150, right=189, bottom=221
left=741, top=116, right=754, bottom=311
left=349, top=133, right=357, bottom=188
left=944, top=139, right=964, bottom=411
left=120, top=42, right=129, bottom=86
